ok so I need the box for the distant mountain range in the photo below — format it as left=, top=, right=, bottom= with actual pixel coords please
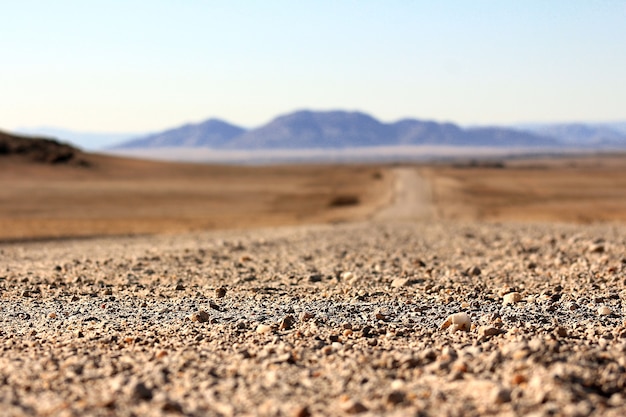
left=15, top=112, right=626, bottom=158
left=515, top=122, right=626, bottom=147
left=110, top=110, right=579, bottom=151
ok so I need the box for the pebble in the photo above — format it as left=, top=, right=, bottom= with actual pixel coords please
left=3, top=221, right=626, bottom=416
left=191, top=310, right=210, bottom=323
left=256, top=324, right=273, bottom=334
left=503, top=292, right=522, bottom=305
left=478, top=325, right=503, bottom=338
left=340, top=399, right=368, bottom=414
left=279, top=314, right=296, bottom=330
left=215, top=287, right=227, bottom=298
left=341, top=271, right=357, bottom=283
left=598, top=306, right=612, bottom=316
left=131, top=382, right=153, bottom=401
left=441, top=312, right=471, bottom=332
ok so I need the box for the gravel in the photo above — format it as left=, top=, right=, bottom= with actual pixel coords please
left=1, top=220, right=626, bottom=416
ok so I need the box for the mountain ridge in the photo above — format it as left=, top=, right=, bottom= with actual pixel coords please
left=110, top=110, right=565, bottom=150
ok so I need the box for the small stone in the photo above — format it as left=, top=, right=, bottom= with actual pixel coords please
left=256, top=324, right=273, bottom=334
left=308, top=274, right=323, bottom=283
left=341, top=271, right=357, bottom=283
left=292, top=405, right=311, bottom=417
left=386, top=390, right=406, bottom=405
left=440, top=312, right=471, bottom=332
left=175, top=283, right=185, bottom=291
left=491, top=386, right=511, bottom=404
left=391, top=278, right=409, bottom=288
left=48, top=312, right=57, bottom=319
left=299, top=311, right=315, bottom=322
left=467, top=265, right=481, bottom=276
left=132, top=382, right=153, bottom=401
left=478, top=326, right=503, bottom=338
left=511, top=374, right=527, bottom=385
left=589, top=243, right=605, bottom=253
left=503, top=292, right=522, bottom=306
left=104, top=288, right=113, bottom=296
left=554, top=326, right=568, bottom=337
left=340, top=400, right=368, bottom=414
left=161, top=401, right=183, bottom=413
left=215, top=287, right=227, bottom=298
left=191, top=310, right=210, bottom=323
left=598, top=306, right=612, bottom=316
left=279, top=314, right=296, bottom=330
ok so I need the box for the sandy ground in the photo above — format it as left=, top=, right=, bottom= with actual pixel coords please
left=1, top=166, right=626, bottom=416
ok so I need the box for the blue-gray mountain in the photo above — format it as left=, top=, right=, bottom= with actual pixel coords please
left=111, top=111, right=626, bottom=150
left=114, top=119, right=246, bottom=149
left=516, top=122, right=626, bottom=147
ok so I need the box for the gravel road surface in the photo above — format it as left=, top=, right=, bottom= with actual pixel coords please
left=2, top=218, right=626, bottom=417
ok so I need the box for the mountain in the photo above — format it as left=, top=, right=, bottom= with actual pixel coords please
left=225, top=111, right=391, bottom=149
left=112, top=119, right=246, bottom=149
left=515, top=122, right=626, bottom=147
left=111, top=110, right=559, bottom=151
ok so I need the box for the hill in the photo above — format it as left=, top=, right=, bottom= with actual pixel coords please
left=0, top=130, right=90, bottom=166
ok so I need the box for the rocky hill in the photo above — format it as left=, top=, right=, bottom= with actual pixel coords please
left=0, top=130, right=89, bottom=166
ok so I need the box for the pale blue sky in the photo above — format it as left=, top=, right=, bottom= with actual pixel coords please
left=2, top=0, right=625, bottom=134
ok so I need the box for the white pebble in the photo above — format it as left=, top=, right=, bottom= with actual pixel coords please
left=256, top=324, right=272, bottom=334
left=598, top=306, right=612, bottom=316
left=440, top=312, right=471, bottom=332
left=341, top=271, right=357, bottom=283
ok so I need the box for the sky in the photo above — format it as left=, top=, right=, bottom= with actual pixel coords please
left=2, top=0, right=626, bottom=140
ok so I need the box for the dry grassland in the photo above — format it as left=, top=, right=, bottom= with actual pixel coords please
left=422, top=154, right=626, bottom=223
left=0, top=154, right=391, bottom=241
left=3, top=152, right=626, bottom=242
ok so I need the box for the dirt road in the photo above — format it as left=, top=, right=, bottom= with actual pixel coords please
left=1, top=167, right=626, bottom=416
left=374, top=167, right=436, bottom=221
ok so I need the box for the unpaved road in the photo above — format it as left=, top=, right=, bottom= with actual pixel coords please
left=374, top=167, right=435, bottom=221
left=1, top=179, right=626, bottom=416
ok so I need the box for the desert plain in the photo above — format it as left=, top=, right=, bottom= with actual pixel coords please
left=2, top=140, right=626, bottom=416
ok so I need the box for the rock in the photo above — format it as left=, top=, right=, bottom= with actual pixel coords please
left=340, top=399, right=368, bottom=414
left=589, top=243, right=605, bottom=253
left=440, top=312, right=471, bottom=332
left=598, top=306, right=612, bottom=316
left=467, top=266, right=481, bottom=276
left=478, top=326, right=503, bottom=338
left=292, top=405, right=311, bottom=417
left=191, top=310, right=210, bottom=323
left=341, top=271, right=357, bottom=283
left=132, top=382, right=153, bottom=401
left=215, top=287, right=227, bottom=298
left=386, top=390, right=406, bottom=405
left=279, top=314, right=296, bottom=330
left=391, top=278, right=409, bottom=288
left=308, top=274, right=323, bottom=283
left=175, top=283, right=185, bottom=291
left=299, top=311, right=315, bottom=322
left=256, top=324, right=273, bottom=334
left=503, top=292, right=522, bottom=305
left=491, top=386, right=512, bottom=404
